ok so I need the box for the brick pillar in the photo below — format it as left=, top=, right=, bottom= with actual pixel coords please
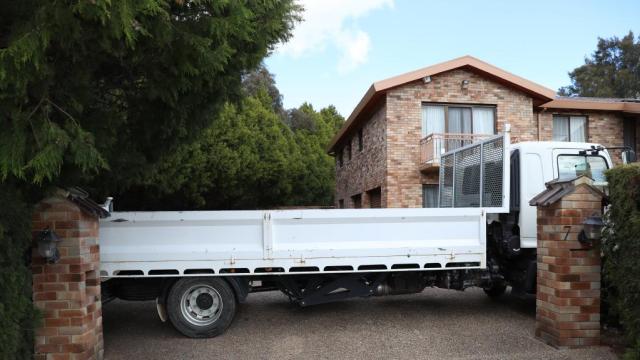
left=32, top=194, right=104, bottom=360
left=535, top=183, right=603, bottom=348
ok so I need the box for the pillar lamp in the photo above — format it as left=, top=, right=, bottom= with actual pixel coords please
left=578, top=216, right=604, bottom=247
left=38, top=228, right=61, bottom=264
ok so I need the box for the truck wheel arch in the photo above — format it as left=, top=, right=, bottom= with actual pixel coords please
left=223, top=276, right=250, bottom=303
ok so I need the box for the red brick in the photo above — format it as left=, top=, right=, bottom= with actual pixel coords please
left=35, top=327, right=59, bottom=336
left=60, top=309, right=87, bottom=318
left=42, top=283, right=67, bottom=292
left=60, top=343, right=88, bottom=353
left=59, top=273, right=85, bottom=282
left=60, top=257, right=83, bottom=265
left=48, top=336, right=71, bottom=345
left=45, top=318, right=69, bottom=327
left=43, top=301, right=70, bottom=310
left=42, top=212, right=69, bottom=221
left=50, top=354, right=71, bottom=360
left=570, top=282, right=591, bottom=290
left=36, top=344, right=60, bottom=353
left=55, top=220, right=81, bottom=229
left=35, top=292, right=57, bottom=301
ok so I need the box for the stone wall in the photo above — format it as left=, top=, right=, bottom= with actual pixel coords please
left=384, top=68, right=535, bottom=207
left=32, top=195, right=104, bottom=360
left=535, top=184, right=602, bottom=348
left=335, top=102, right=387, bottom=208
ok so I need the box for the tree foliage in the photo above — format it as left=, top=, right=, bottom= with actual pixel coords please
left=120, top=76, right=344, bottom=210
left=0, top=182, right=40, bottom=360
left=0, top=0, right=300, bottom=190
left=0, top=1, right=300, bottom=358
left=559, top=32, right=640, bottom=98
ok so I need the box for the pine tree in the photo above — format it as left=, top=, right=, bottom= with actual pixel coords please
left=0, top=1, right=300, bottom=357
left=559, top=32, right=640, bottom=98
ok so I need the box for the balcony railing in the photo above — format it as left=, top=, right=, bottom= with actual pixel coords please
left=420, top=133, right=493, bottom=171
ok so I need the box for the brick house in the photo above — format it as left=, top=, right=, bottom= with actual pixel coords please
left=328, top=56, right=640, bottom=208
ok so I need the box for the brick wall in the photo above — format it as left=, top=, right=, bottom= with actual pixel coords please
left=32, top=195, right=104, bottom=360
left=535, top=184, right=602, bottom=348
left=384, top=68, right=534, bottom=207
left=335, top=102, right=387, bottom=208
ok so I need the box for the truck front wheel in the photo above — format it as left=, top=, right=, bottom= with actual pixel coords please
left=166, top=277, right=236, bottom=338
left=483, top=282, right=507, bottom=299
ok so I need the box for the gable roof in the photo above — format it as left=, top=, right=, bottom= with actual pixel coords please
left=327, top=55, right=640, bottom=154
left=529, top=175, right=605, bottom=207
left=327, top=55, right=557, bottom=153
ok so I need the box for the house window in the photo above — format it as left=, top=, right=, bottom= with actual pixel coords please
left=553, top=115, right=586, bottom=142
left=358, top=128, right=364, bottom=151
left=421, top=104, right=495, bottom=137
left=366, top=187, right=381, bottom=208
left=338, top=199, right=344, bottom=208
left=337, top=149, right=344, bottom=167
left=422, top=185, right=439, bottom=208
left=346, top=141, right=352, bottom=161
left=351, top=193, right=362, bottom=208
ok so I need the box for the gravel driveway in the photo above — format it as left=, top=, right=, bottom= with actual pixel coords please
left=103, top=287, right=615, bottom=359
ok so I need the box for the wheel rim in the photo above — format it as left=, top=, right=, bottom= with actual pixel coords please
left=180, top=284, right=223, bottom=326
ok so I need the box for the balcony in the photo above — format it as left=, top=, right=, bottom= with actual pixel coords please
left=419, top=133, right=492, bottom=172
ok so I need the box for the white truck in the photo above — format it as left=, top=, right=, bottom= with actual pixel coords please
left=99, top=129, right=616, bottom=338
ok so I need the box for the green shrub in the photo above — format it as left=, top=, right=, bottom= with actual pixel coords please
left=603, top=164, right=640, bottom=359
left=0, top=182, right=40, bottom=360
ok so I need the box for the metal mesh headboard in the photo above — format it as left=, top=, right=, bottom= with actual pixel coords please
left=438, top=135, right=506, bottom=209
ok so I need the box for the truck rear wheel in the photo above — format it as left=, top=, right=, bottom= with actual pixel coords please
left=166, top=277, right=236, bottom=338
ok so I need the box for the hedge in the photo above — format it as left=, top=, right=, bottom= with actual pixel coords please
left=0, top=182, right=39, bottom=360
left=603, top=163, right=640, bottom=359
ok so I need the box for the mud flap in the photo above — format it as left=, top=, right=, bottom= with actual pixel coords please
left=156, top=297, right=168, bottom=322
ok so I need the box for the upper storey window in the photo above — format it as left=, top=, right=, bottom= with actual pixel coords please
left=421, top=104, right=496, bottom=137
left=552, top=115, right=586, bottom=142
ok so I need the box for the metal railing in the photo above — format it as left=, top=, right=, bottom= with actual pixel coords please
left=420, top=133, right=493, bottom=167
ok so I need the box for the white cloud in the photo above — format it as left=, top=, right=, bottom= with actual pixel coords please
left=278, top=0, right=393, bottom=73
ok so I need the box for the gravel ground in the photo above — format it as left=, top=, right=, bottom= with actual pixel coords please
left=103, top=288, right=616, bottom=359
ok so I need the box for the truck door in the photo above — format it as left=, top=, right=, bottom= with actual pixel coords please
left=518, top=152, right=545, bottom=248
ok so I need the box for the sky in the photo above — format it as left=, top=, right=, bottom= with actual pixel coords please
left=265, top=0, right=640, bottom=118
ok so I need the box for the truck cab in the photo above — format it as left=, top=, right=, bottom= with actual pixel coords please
left=512, top=141, right=612, bottom=249
left=486, top=141, right=612, bottom=295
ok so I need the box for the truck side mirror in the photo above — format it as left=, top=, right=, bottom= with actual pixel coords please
left=622, top=149, right=636, bottom=164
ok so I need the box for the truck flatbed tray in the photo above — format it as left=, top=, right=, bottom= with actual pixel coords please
left=99, top=207, right=487, bottom=278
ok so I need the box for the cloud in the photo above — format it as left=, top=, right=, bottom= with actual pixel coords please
left=278, top=0, right=393, bottom=73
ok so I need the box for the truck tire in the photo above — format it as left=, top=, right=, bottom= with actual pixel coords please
left=166, top=277, right=236, bottom=338
left=483, top=283, right=507, bottom=299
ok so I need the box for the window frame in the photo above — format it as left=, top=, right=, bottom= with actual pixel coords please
left=556, top=153, right=609, bottom=183
left=422, top=184, right=439, bottom=208
left=351, top=193, right=362, bottom=208
left=552, top=114, right=588, bottom=142
left=422, top=102, right=497, bottom=136
left=366, top=187, right=382, bottom=208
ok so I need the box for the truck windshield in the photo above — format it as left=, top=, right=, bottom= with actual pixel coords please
left=557, top=155, right=609, bottom=182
